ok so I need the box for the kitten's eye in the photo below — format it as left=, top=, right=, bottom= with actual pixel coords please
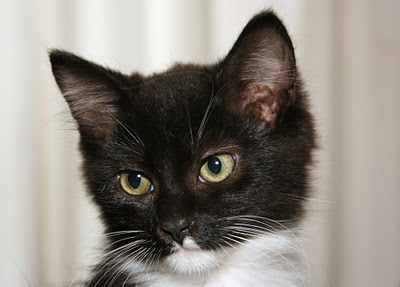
left=119, top=171, right=154, bottom=196
left=199, top=154, right=235, bottom=183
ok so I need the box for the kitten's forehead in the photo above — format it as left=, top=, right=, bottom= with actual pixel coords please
left=134, top=68, right=214, bottom=126
left=139, top=66, right=215, bottom=107
left=123, top=66, right=219, bottom=158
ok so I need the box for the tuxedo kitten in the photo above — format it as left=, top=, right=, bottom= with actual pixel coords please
left=50, top=10, right=315, bottom=287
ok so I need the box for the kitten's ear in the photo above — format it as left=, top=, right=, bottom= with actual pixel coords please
left=219, top=11, right=297, bottom=129
left=49, top=50, right=124, bottom=141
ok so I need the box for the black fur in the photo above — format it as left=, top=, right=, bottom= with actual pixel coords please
left=50, top=10, right=315, bottom=286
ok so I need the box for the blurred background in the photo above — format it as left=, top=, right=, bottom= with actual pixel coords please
left=1, top=0, right=399, bottom=286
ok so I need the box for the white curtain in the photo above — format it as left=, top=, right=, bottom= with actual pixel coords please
left=1, top=0, right=399, bottom=286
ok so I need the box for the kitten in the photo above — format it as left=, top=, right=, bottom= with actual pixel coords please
left=50, top=10, right=315, bottom=287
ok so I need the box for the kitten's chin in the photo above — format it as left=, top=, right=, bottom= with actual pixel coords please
left=163, top=237, right=221, bottom=275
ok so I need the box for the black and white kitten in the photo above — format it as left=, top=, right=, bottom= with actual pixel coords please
left=50, top=11, right=315, bottom=287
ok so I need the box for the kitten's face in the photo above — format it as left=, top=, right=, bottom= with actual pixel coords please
left=50, top=11, right=315, bottom=277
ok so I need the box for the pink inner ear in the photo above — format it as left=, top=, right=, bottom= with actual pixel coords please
left=235, top=83, right=283, bottom=128
left=245, top=84, right=278, bottom=125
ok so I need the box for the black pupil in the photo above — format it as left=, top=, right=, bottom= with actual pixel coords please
left=207, top=156, right=222, bottom=174
left=128, top=172, right=142, bottom=188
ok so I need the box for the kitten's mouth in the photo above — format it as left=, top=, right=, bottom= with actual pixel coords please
left=170, top=244, right=202, bottom=258
left=164, top=237, right=221, bottom=274
left=170, top=237, right=201, bottom=253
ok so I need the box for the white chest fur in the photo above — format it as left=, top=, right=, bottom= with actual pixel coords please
left=124, top=231, right=307, bottom=287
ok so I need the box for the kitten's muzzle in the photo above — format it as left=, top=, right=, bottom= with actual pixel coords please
left=159, top=219, right=193, bottom=245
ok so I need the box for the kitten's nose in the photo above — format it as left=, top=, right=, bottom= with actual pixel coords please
left=160, top=219, right=192, bottom=245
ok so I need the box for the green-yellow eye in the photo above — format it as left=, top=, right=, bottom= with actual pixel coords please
left=119, top=171, right=154, bottom=196
left=199, top=154, right=235, bottom=183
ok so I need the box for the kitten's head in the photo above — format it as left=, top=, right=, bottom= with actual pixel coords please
left=50, top=11, right=315, bottom=277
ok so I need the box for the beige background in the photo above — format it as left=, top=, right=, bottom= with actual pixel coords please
left=1, top=0, right=399, bottom=286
